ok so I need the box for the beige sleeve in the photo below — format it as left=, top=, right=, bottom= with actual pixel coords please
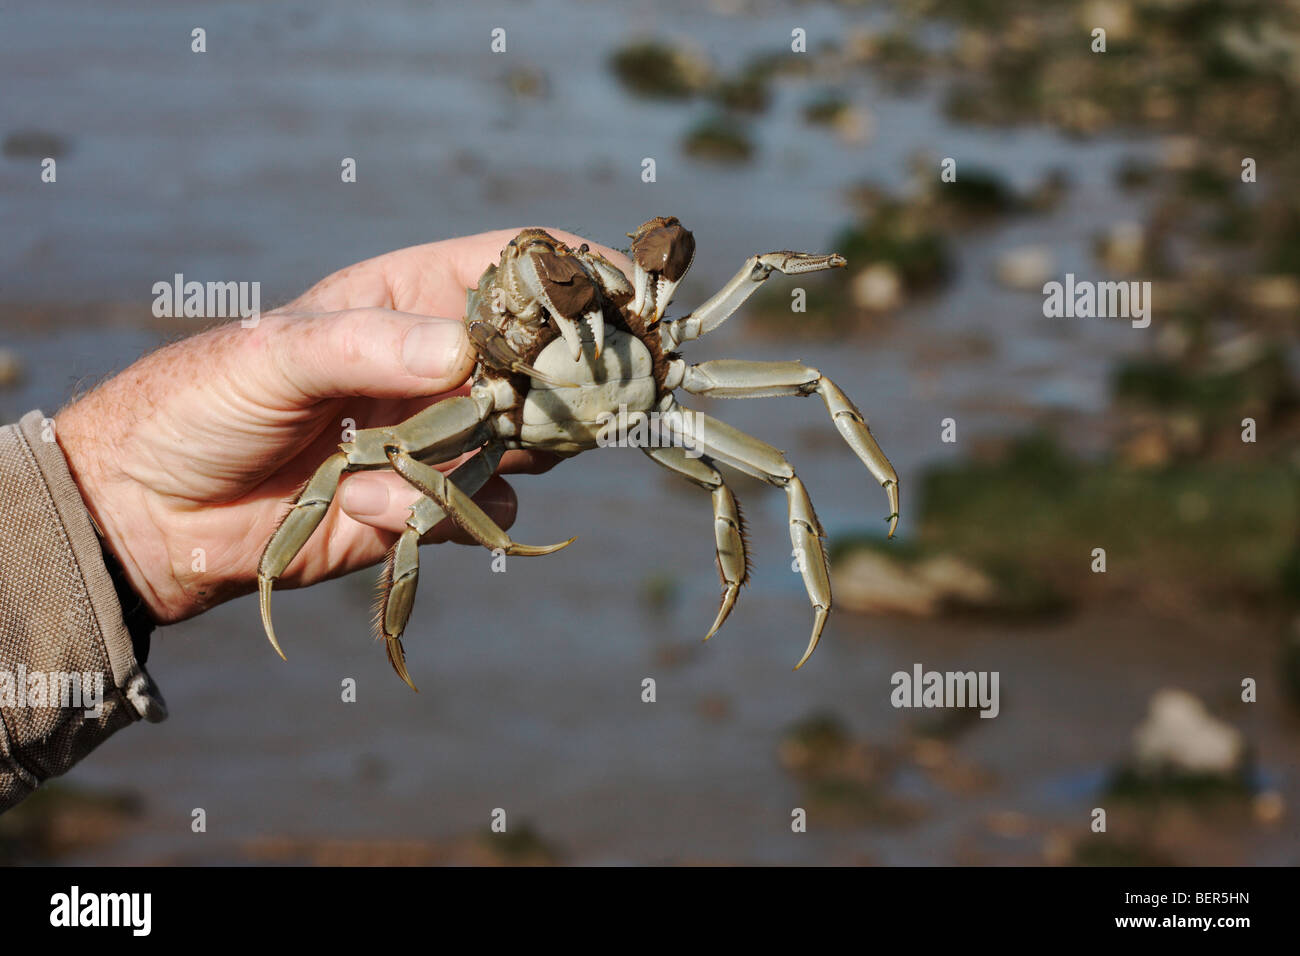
left=0, top=410, right=167, bottom=813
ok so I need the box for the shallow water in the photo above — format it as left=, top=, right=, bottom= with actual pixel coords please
left=2, top=1, right=1294, bottom=864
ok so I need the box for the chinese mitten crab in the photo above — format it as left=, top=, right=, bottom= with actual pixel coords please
left=258, top=217, right=899, bottom=689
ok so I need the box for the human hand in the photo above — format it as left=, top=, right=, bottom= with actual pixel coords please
left=56, top=229, right=628, bottom=624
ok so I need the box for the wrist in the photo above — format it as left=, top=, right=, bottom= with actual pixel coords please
left=55, top=404, right=184, bottom=624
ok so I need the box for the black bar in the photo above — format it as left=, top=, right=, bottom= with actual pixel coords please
left=0, top=865, right=1277, bottom=941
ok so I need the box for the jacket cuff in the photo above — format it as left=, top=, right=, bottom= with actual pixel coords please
left=0, top=410, right=167, bottom=813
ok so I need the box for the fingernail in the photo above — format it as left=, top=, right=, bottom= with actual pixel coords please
left=341, top=478, right=389, bottom=516
left=403, top=320, right=467, bottom=379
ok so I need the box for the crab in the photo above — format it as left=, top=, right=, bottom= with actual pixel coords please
left=258, top=217, right=899, bottom=689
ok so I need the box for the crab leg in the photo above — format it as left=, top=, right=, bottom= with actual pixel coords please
left=257, top=394, right=492, bottom=661
left=628, top=216, right=696, bottom=325
left=385, top=448, right=575, bottom=557
left=660, top=252, right=846, bottom=350
left=661, top=404, right=833, bottom=669
left=377, top=444, right=505, bottom=691
left=680, top=360, right=900, bottom=536
left=643, top=446, right=750, bottom=640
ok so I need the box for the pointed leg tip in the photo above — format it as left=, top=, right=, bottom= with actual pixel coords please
left=504, top=535, right=572, bottom=556
left=386, top=638, right=419, bottom=692
left=793, top=647, right=815, bottom=670
left=510, top=535, right=577, bottom=556
left=703, top=586, right=739, bottom=643
left=794, top=607, right=829, bottom=670
left=396, top=672, right=419, bottom=692
left=258, top=576, right=288, bottom=661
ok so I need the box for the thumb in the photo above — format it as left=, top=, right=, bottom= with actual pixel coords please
left=259, top=307, right=474, bottom=401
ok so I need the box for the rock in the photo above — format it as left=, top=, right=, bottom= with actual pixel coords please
left=844, top=28, right=878, bottom=65
left=834, top=551, right=941, bottom=616
left=1154, top=322, right=1192, bottom=360
left=995, top=245, right=1054, bottom=291
left=1253, top=790, right=1285, bottom=824
left=1079, top=1, right=1135, bottom=42
left=833, top=549, right=996, bottom=616
left=609, top=40, right=713, bottom=100
left=1095, top=221, right=1146, bottom=273
left=2, top=129, right=69, bottom=159
left=1041, top=831, right=1073, bottom=866
left=915, top=554, right=997, bottom=604
left=1159, top=135, right=1200, bottom=172
left=832, top=106, right=873, bottom=145
left=803, top=94, right=852, bottom=127
left=849, top=263, right=903, bottom=311
left=696, top=693, right=731, bottom=721
left=954, top=29, right=994, bottom=69
left=0, top=348, right=24, bottom=389
left=681, top=116, right=754, bottom=164
left=1025, top=168, right=1070, bottom=212
left=504, top=66, right=549, bottom=99
left=985, top=810, right=1032, bottom=838
left=1132, top=689, right=1246, bottom=779
left=1246, top=275, right=1300, bottom=311
left=778, top=712, right=852, bottom=776
left=1209, top=332, right=1268, bottom=373
left=1119, top=427, right=1173, bottom=469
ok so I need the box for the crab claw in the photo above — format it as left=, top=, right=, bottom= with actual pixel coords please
left=629, top=216, right=696, bottom=323
left=651, top=277, right=682, bottom=325
left=517, top=241, right=603, bottom=362
left=552, top=313, right=585, bottom=361
left=583, top=309, right=605, bottom=359
left=631, top=265, right=649, bottom=317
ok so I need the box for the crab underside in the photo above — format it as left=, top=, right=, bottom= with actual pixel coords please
left=258, top=216, right=899, bottom=689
